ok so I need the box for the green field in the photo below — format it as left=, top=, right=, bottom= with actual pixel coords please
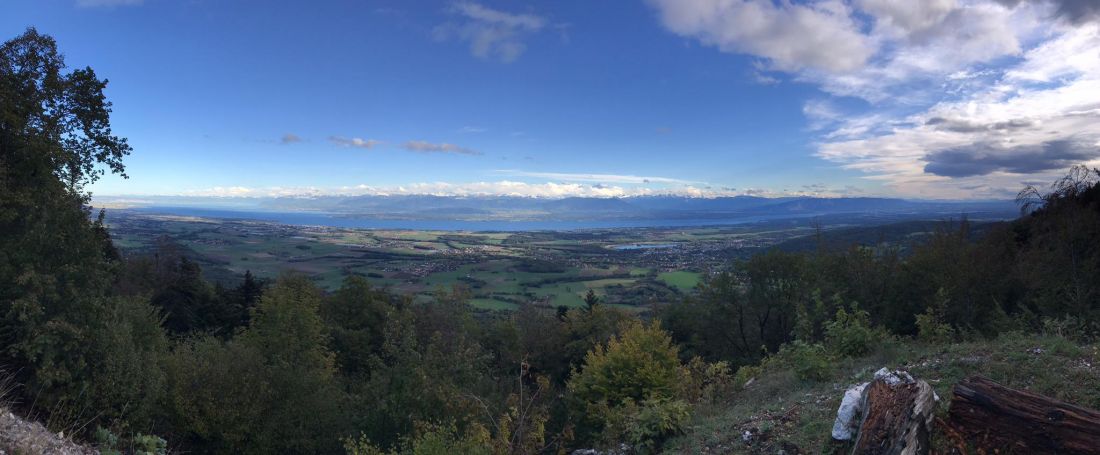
left=104, top=211, right=847, bottom=311
left=658, top=271, right=702, bottom=291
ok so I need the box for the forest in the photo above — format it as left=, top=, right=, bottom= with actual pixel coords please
left=3, top=28, right=1100, bottom=454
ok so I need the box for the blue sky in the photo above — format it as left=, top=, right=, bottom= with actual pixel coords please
left=4, top=0, right=1099, bottom=199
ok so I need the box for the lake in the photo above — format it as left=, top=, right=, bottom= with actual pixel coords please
left=121, top=206, right=789, bottom=232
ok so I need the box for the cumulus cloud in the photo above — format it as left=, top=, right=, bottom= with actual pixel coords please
left=648, top=0, right=1100, bottom=197
left=280, top=133, right=303, bottom=144
left=402, top=140, right=481, bottom=156
left=812, top=23, right=1100, bottom=197
left=647, top=0, right=874, bottom=73
left=857, top=0, right=957, bottom=36
left=434, top=2, right=546, bottom=62
left=329, top=136, right=381, bottom=149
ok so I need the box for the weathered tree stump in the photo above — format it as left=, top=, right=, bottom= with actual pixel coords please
left=948, top=375, right=1100, bottom=454
left=851, top=377, right=937, bottom=455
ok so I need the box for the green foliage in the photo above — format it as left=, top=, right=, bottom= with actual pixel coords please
left=916, top=288, right=957, bottom=343
left=568, top=320, right=687, bottom=446
left=583, top=289, right=600, bottom=311
left=165, top=275, right=347, bottom=454
left=615, top=397, right=691, bottom=454
left=1041, top=315, right=1100, bottom=343
left=132, top=433, right=168, bottom=455
left=681, top=356, right=734, bottom=404
left=561, top=304, right=631, bottom=376
left=661, top=271, right=761, bottom=366
left=85, top=297, right=169, bottom=430
left=344, top=422, right=492, bottom=455
left=95, top=426, right=167, bottom=455
left=732, top=364, right=762, bottom=389
left=823, top=303, right=878, bottom=357
left=322, top=275, right=397, bottom=377
left=0, top=29, right=133, bottom=417
left=95, top=426, right=120, bottom=455
left=349, top=289, right=490, bottom=450
left=773, top=341, right=831, bottom=382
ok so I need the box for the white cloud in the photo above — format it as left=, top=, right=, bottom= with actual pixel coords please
left=494, top=170, right=698, bottom=185
left=647, top=0, right=875, bottom=73
left=178, top=181, right=741, bottom=199
left=329, top=136, right=381, bottom=149
left=648, top=0, right=1100, bottom=198
left=434, top=2, right=546, bottom=63
left=857, top=0, right=957, bottom=37
left=814, top=24, right=1100, bottom=198
left=280, top=133, right=303, bottom=144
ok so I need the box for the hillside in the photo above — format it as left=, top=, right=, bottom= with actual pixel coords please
left=665, top=332, right=1100, bottom=454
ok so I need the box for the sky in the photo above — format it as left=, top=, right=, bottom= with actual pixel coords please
left=4, top=0, right=1100, bottom=200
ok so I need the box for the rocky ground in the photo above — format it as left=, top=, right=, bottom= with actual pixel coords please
left=0, top=407, right=97, bottom=455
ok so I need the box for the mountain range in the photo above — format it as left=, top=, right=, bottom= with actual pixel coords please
left=95, top=194, right=1020, bottom=223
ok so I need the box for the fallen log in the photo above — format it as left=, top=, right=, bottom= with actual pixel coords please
left=948, top=375, right=1100, bottom=454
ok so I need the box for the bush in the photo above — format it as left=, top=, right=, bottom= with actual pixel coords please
left=774, top=341, right=831, bottom=382
left=568, top=320, right=687, bottom=446
left=617, top=398, right=691, bottom=453
left=344, top=422, right=492, bottom=455
left=732, top=364, right=762, bottom=389
left=132, top=433, right=168, bottom=455
left=1041, top=316, right=1100, bottom=343
left=682, top=357, right=734, bottom=403
left=824, top=304, right=878, bottom=357
left=916, top=288, right=957, bottom=344
left=916, top=310, right=956, bottom=344
left=95, top=427, right=120, bottom=455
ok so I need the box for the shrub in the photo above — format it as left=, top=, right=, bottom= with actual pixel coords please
left=344, top=422, right=492, bottom=455
left=682, top=357, right=734, bottom=403
left=95, top=427, right=120, bottom=455
left=732, top=364, right=762, bottom=389
left=568, top=320, right=687, bottom=446
left=1041, top=316, right=1100, bottom=343
left=616, top=398, right=691, bottom=453
left=132, top=433, right=168, bottom=455
left=775, top=341, right=831, bottom=382
left=916, top=309, right=956, bottom=344
left=916, top=288, right=957, bottom=344
left=824, top=304, right=878, bottom=357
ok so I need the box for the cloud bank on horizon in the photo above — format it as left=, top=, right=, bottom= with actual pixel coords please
left=651, top=0, right=1100, bottom=198
left=166, top=180, right=816, bottom=200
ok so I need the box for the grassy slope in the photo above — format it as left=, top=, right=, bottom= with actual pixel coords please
left=663, top=333, right=1100, bottom=454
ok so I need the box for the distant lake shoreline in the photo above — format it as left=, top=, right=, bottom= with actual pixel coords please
left=115, top=206, right=795, bottom=232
